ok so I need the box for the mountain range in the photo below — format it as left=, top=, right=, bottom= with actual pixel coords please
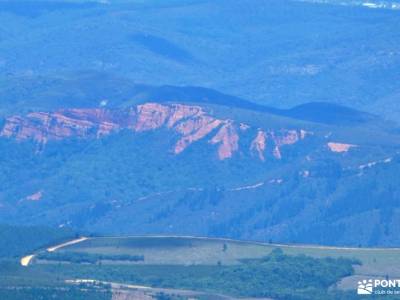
left=1, top=0, right=400, bottom=248
left=3, top=2, right=400, bottom=300
left=1, top=0, right=400, bottom=120
left=1, top=84, right=400, bottom=246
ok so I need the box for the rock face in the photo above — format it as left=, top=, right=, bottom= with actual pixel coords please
left=327, top=142, right=356, bottom=153
left=0, top=103, right=308, bottom=160
left=250, top=130, right=267, bottom=161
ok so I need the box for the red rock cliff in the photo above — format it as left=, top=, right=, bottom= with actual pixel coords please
left=0, top=103, right=308, bottom=160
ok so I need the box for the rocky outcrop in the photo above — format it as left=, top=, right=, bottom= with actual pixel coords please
left=327, top=142, right=356, bottom=153
left=0, top=103, right=309, bottom=161
left=251, top=130, right=267, bottom=161
left=210, top=122, right=239, bottom=160
left=0, top=109, right=128, bottom=143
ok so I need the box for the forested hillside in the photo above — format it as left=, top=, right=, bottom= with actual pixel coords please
left=0, top=224, right=76, bottom=259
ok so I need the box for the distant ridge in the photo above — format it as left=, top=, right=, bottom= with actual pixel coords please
left=0, top=72, right=380, bottom=127
left=282, top=102, right=378, bottom=125
left=128, top=84, right=379, bottom=126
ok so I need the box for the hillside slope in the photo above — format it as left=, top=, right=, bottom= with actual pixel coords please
left=1, top=93, right=399, bottom=246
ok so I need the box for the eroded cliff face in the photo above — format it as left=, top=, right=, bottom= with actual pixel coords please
left=0, top=103, right=309, bottom=160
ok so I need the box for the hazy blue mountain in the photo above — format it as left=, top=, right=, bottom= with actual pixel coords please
left=1, top=0, right=399, bottom=120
